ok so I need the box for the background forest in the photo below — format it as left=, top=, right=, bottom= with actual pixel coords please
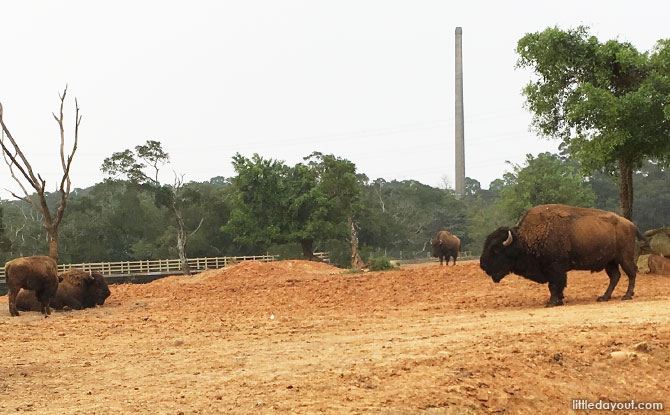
left=1, top=149, right=667, bottom=269
left=2, top=26, right=669, bottom=270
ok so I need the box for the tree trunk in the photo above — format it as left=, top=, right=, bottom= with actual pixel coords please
left=348, top=216, right=365, bottom=270
left=47, top=229, right=58, bottom=263
left=176, top=220, right=191, bottom=275
left=173, top=199, right=191, bottom=276
left=618, top=160, right=634, bottom=220
left=300, top=239, right=315, bottom=260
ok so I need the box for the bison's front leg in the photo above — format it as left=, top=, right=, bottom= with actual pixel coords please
left=7, top=288, right=20, bottom=317
left=546, top=274, right=566, bottom=307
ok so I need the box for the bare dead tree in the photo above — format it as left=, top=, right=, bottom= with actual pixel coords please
left=0, top=86, right=80, bottom=262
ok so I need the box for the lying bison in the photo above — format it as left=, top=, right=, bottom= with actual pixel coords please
left=480, top=204, right=646, bottom=307
left=5, top=256, right=60, bottom=317
left=16, top=269, right=110, bottom=312
left=431, top=230, right=461, bottom=265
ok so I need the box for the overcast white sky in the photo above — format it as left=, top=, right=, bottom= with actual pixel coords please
left=1, top=1, right=668, bottom=198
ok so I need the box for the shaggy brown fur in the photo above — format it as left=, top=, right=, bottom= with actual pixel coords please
left=16, top=269, right=111, bottom=311
left=5, top=256, right=59, bottom=317
left=480, top=204, right=644, bottom=307
left=431, top=230, right=461, bottom=266
left=517, top=204, right=639, bottom=269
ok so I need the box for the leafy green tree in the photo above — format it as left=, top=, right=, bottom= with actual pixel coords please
left=517, top=27, right=670, bottom=219
left=224, top=153, right=361, bottom=261
left=499, top=152, right=595, bottom=221
left=224, top=154, right=291, bottom=251
left=304, top=152, right=366, bottom=268
left=58, top=180, right=170, bottom=262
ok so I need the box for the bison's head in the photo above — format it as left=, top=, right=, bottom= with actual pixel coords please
left=83, top=271, right=111, bottom=307
left=480, top=227, right=522, bottom=283
left=430, top=239, right=442, bottom=257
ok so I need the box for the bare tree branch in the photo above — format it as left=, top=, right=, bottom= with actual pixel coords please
left=0, top=103, right=42, bottom=190
left=188, top=218, right=204, bottom=241
left=1, top=143, right=40, bottom=211
left=0, top=127, right=41, bottom=195
left=53, top=87, right=79, bottom=230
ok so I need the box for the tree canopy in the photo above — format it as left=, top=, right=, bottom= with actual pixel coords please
left=499, top=152, right=595, bottom=221
left=517, top=26, right=670, bottom=219
left=223, top=152, right=362, bottom=260
left=101, top=140, right=204, bottom=274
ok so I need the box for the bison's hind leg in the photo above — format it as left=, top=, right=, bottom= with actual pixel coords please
left=35, top=289, right=52, bottom=316
left=620, top=260, right=636, bottom=301
left=598, top=262, right=621, bottom=302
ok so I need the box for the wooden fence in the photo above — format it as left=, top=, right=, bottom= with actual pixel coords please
left=0, top=253, right=329, bottom=285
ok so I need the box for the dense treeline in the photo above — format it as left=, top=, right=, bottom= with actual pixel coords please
left=2, top=26, right=668, bottom=270
left=1, top=151, right=668, bottom=269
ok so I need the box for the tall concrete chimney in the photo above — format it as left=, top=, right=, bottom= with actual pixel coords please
left=454, top=27, right=465, bottom=198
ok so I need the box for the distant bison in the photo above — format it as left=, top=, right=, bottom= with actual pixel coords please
left=5, top=256, right=60, bottom=317
left=431, top=230, right=461, bottom=266
left=16, top=269, right=110, bottom=312
left=480, top=204, right=646, bottom=307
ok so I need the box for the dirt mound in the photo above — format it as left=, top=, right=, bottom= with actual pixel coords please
left=113, top=259, right=342, bottom=297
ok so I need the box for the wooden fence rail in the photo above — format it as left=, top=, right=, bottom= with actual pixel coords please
left=0, top=253, right=330, bottom=284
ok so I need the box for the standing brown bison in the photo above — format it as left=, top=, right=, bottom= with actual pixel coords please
left=16, top=269, right=111, bottom=311
left=5, top=256, right=60, bottom=317
left=431, top=230, right=461, bottom=265
left=480, top=204, right=646, bottom=307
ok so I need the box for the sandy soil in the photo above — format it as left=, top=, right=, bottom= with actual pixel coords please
left=1, top=260, right=669, bottom=414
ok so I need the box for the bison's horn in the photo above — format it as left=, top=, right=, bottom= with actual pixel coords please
left=502, top=230, right=513, bottom=247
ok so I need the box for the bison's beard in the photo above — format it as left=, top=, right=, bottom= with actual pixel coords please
left=490, top=273, right=507, bottom=283
left=479, top=260, right=510, bottom=283
left=480, top=262, right=509, bottom=283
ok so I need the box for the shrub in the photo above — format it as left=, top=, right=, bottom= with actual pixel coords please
left=368, top=256, right=394, bottom=271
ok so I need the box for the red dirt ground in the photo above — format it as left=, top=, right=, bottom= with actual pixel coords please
left=1, top=260, right=669, bottom=414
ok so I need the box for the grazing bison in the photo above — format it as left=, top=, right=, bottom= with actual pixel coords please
left=480, top=204, right=646, bottom=307
left=431, top=230, right=461, bottom=265
left=16, top=269, right=111, bottom=312
left=5, top=256, right=60, bottom=317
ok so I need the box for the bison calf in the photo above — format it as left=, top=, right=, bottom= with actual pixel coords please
left=431, top=230, right=461, bottom=265
left=5, top=256, right=60, bottom=317
left=480, top=204, right=646, bottom=307
left=16, top=269, right=111, bottom=312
